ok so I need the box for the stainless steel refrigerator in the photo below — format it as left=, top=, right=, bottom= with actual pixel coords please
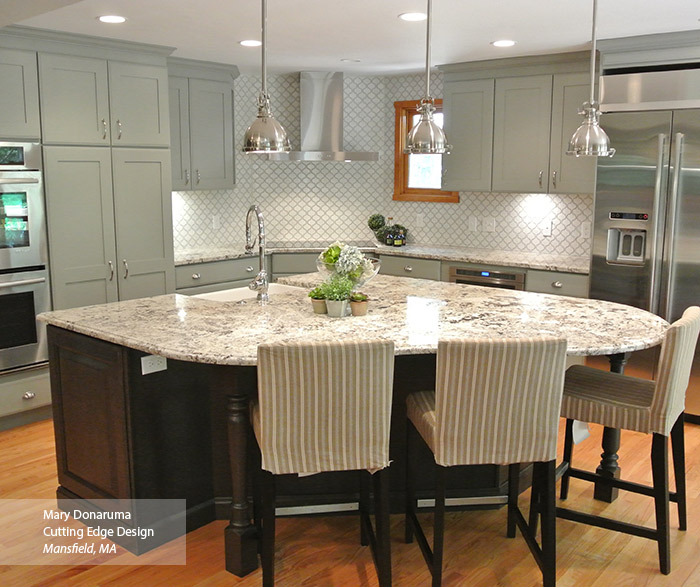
left=590, top=106, right=700, bottom=419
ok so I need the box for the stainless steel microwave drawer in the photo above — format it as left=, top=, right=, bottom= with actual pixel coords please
left=378, top=255, right=441, bottom=280
left=526, top=270, right=589, bottom=298
left=175, top=257, right=259, bottom=289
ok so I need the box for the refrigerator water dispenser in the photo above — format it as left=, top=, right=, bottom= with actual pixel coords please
left=606, top=228, right=646, bottom=265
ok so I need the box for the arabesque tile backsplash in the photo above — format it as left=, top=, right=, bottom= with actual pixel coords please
left=172, top=71, right=593, bottom=257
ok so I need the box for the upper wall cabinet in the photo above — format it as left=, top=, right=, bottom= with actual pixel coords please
left=39, top=54, right=170, bottom=147
left=0, top=48, right=41, bottom=139
left=168, top=59, right=238, bottom=191
left=441, top=52, right=596, bottom=195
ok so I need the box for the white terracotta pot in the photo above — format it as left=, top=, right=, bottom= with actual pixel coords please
left=325, top=300, right=348, bottom=317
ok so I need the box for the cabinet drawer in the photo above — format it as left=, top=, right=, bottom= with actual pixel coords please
left=175, top=257, right=260, bottom=289
left=526, top=270, right=589, bottom=298
left=0, top=366, right=51, bottom=418
left=271, top=253, right=319, bottom=276
left=379, top=255, right=441, bottom=280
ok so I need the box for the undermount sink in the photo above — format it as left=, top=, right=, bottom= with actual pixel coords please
left=193, top=283, right=303, bottom=303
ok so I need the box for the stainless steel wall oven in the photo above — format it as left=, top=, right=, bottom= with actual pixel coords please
left=0, top=142, right=50, bottom=372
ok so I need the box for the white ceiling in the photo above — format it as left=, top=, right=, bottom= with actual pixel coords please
left=11, top=0, right=700, bottom=75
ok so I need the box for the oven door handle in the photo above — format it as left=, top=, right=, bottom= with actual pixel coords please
left=0, top=277, right=46, bottom=289
left=0, top=177, right=40, bottom=185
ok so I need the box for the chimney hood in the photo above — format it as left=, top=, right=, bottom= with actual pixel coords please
left=250, top=72, right=379, bottom=162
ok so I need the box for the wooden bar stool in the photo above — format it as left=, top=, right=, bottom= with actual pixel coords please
left=405, top=336, right=568, bottom=587
left=251, top=339, right=395, bottom=587
left=557, top=306, right=700, bottom=575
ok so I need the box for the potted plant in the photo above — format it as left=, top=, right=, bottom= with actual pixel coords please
left=308, top=285, right=327, bottom=314
left=349, top=291, right=369, bottom=316
left=323, top=275, right=353, bottom=317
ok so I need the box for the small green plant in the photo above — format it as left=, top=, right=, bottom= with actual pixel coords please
left=321, top=242, right=342, bottom=264
left=368, top=214, right=386, bottom=231
left=308, top=285, right=326, bottom=300
left=350, top=291, right=368, bottom=302
left=323, top=275, right=354, bottom=301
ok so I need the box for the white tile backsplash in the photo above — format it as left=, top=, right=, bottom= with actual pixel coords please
left=172, top=71, right=593, bottom=257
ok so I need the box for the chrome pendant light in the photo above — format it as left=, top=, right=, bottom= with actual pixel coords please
left=566, top=0, right=614, bottom=157
left=242, top=0, right=290, bottom=154
left=404, top=0, right=451, bottom=154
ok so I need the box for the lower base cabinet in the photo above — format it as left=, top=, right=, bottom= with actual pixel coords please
left=0, top=365, right=51, bottom=431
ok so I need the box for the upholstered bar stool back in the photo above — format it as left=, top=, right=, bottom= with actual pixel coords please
left=253, top=339, right=395, bottom=586
left=558, top=306, right=700, bottom=575
left=405, top=336, right=568, bottom=587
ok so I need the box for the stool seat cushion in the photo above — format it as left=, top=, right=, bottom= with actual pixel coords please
left=562, top=365, right=656, bottom=434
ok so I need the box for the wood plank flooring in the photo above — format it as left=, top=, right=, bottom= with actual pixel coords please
left=1, top=416, right=700, bottom=586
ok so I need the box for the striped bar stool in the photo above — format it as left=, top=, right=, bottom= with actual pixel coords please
left=405, top=336, right=568, bottom=587
left=558, top=306, right=700, bottom=575
left=251, top=339, right=395, bottom=587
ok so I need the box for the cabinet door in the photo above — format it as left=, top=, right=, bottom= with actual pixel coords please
left=0, top=48, right=41, bottom=139
left=492, top=75, right=553, bottom=193
left=169, top=76, right=191, bottom=190
left=111, top=148, right=175, bottom=300
left=549, top=73, right=596, bottom=194
left=189, top=78, right=234, bottom=189
left=43, top=146, right=119, bottom=309
left=442, top=79, right=494, bottom=192
left=38, top=54, right=110, bottom=145
left=108, top=61, right=170, bottom=147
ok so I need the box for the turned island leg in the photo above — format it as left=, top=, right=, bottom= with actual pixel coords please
left=593, top=352, right=631, bottom=503
left=225, top=393, right=259, bottom=576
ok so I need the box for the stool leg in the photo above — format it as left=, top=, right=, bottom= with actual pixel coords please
left=528, top=464, right=541, bottom=536
left=433, top=465, right=446, bottom=587
left=373, top=468, right=392, bottom=587
left=560, top=418, right=574, bottom=500
left=405, top=421, right=417, bottom=544
left=360, top=470, right=371, bottom=546
left=651, top=433, right=671, bottom=575
left=670, top=413, right=687, bottom=531
left=261, top=471, right=276, bottom=587
left=540, top=460, right=557, bottom=587
left=507, top=463, right=520, bottom=538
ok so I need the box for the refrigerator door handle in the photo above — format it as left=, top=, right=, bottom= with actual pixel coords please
left=664, top=132, right=685, bottom=319
left=648, top=133, right=667, bottom=315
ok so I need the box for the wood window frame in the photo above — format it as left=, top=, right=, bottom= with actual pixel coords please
left=393, top=99, right=459, bottom=203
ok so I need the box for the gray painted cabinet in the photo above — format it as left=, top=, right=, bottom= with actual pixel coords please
left=0, top=48, right=41, bottom=139
left=44, top=146, right=174, bottom=309
left=39, top=54, right=169, bottom=147
left=169, top=67, right=235, bottom=190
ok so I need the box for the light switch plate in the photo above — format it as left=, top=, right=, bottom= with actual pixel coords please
left=141, top=355, right=167, bottom=375
left=467, top=216, right=478, bottom=232
left=542, top=220, right=552, bottom=237
left=482, top=217, right=495, bottom=232
left=580, top=221, right=591, bottom=239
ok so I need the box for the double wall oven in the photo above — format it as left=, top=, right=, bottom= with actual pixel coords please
left=0, top=142, right=50, bottom=372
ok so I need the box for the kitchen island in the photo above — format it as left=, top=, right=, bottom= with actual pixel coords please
left=40, top=274, right=668, bottom=576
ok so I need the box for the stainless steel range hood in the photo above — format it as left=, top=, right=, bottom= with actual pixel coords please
left=251, top=72, right=379, bottom=162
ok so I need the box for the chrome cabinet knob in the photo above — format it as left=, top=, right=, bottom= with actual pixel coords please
left=184, top=169, right=190, bottom=185
left=246, top=266, right=255, bottom=273
left=22, top=392, right=36, bottom=400
left=538, top=170, right=544, bottom=188
left=192, top=273, right=201, bottom=280
left=552, top=281, right=563, bottom=289
left=122, top=259, right=129, bottom=279
left=552, top=170, right=558, bottom=189
left=404, top=265, right=413, bottom=272
left=116, top=119, right=122, bottom=140
left=101, top=118, right=108, bottom=140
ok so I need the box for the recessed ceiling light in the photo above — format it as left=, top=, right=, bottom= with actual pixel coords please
left=240, top=39, right=262, bottom=47
left=340, top=58, right=361, bottom=63
left=399, top=12, right=427, bottom=22
left=97, top=15, right=126, bottom=24
left=491, top=39, right=516, bottom=48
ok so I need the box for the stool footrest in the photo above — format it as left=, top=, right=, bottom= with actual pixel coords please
left=556, top=506, right=658, bottom=540
left=566, top=466, right=679, bottom=502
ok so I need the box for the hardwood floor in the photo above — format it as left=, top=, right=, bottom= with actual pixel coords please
left=2, top=416, right=700, bottom=586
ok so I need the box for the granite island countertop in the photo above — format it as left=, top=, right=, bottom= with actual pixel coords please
left=39, top=274, right=666, bottom=366
left=175, top=242, right=590, bottom=275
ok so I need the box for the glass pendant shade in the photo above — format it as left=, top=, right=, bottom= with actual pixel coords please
left=567, top=102, right=615, bottom=157
left=243, top=94, right=290, bottom=153
left=404, top=99, right=451, bottom=154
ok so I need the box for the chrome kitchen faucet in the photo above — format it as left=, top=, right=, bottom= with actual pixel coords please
left=245, top=204, right=269, bottom=304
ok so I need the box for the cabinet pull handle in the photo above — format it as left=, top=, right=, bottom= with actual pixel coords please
left=123, top=259, right=129, bottom=279
left=117, top=119, right=122, bottom=140
left=552, top=170, right=557, bottom=188
left=184, top=169, right=190, bottom=185
left=246, top=266, right=255, bottom=272
left=552, top=281, right=563, bottom=289
left=538, top=170, right=543, bottom=188
left=102, top=118, right=107, bottom=140
left=22, top=391, right=36, bottom=400
left=404, top=265, right=413, bottom=272
left=196, top=169, right=201, bottom=184
left=108, top=260, right=114, bottom=281
left=192, top=273, right=201, bottom=280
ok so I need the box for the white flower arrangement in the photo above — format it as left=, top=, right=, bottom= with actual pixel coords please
left=318, top=241, right=377, bottom=284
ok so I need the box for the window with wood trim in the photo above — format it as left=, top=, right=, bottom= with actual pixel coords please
left=393, top=99, right=459, bottom=203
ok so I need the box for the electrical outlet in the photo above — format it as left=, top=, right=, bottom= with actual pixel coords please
left=482, top=217, right=495, bottom=232
left=141, top=354, right=167, bottom=375
left=212, top=215, right=220, bottom=230
left=542, top=220, right=552, bottom=237
left=467, top=216, right=478, bottom=232
left=580, top=221, right=591, bottom=239
left=415, top=213, right=424, bottom=227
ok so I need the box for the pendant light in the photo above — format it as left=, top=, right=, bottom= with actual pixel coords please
left=404, top=0, right=451, bottom=154
left=242, top=0, right=290, bottom=154
left=566, top=0, right=615, bottom=157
